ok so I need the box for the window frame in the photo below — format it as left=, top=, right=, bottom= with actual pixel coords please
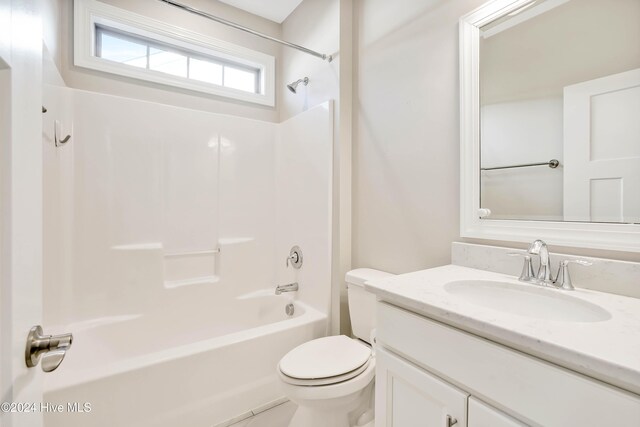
left=74, top=0, right=275, bottom=106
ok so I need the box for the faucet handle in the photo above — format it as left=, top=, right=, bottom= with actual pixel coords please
left=286, top=246, right=303, bottom=269
left=554, top=259, right=592, bottom=291
left=508, top=252, right=535, bottom=282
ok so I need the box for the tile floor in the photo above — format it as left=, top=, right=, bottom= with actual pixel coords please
left=228, top=401, right=297, bottom=427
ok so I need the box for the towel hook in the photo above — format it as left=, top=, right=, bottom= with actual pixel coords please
left=54, top=120, right=71, bottom=147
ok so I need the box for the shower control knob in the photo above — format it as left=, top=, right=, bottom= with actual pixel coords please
left=25, top=325, right=73, bottom=372
left=286, top=246, right=303, bottom=269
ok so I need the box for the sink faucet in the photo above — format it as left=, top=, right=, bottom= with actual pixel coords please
left=511, top=240, right=592, bottom=290
left=527, top=239, right=552, bottom=284
left=275, top=282, right=299, bottom=295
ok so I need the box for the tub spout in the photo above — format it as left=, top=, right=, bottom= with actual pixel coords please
left=275, top=282, right=299, bottom=295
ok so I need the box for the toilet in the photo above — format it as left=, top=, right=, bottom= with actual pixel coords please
left=277, top=268, right=393, bottom=427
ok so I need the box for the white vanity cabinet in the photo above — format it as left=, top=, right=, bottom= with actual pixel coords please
left=374, top=301, right=640, bottom=427
left=468, top=398, right=526, bottom=427
left=376, top=347, right=523, bottom=427
left=375, top=346, right=467, bottom=426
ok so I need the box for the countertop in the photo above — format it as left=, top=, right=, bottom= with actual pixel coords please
left=365, top=264, right=640, bottom=395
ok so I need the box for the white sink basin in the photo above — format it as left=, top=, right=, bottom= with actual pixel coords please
left=444, top=280, right=611, bottom=322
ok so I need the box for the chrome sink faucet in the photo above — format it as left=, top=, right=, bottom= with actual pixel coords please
left=510, top=240, right=592, bottom=290
left=527, top=239, right=552, bottom=284
left=275, top=282, right=299, bottom=295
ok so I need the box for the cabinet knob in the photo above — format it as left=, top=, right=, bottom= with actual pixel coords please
left=446, top=414, right=458, bottom=427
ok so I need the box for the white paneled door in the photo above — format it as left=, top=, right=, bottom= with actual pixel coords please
left=1, top=1, right=45, bottom=426
left=564, top=68, right=640, bottom=224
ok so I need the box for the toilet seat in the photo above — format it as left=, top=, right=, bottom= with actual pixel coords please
left=279, top=358, right=376, bottom=402
left=279, top=357, right=371, bottom=386
left=278, top=336, right=371, bottom=386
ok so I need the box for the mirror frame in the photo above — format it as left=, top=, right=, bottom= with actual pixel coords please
left=459, top=0, right=640, bottom=252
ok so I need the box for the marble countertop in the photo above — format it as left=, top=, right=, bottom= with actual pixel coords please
left=365, top=264, right=640, bottom=395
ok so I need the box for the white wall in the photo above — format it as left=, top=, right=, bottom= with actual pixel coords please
left=42, top=0, right=63, bottom=69
left=353, top=0, right=486, bottom=274
left=480, top=97, right=563, bottom=221
left=279, top=0, right=340, bottom=122
left=480, top=0, right=640, bottom=104
left=58, top=0, right=283, bottom=122
left=353, top=0, right=640, bottom=278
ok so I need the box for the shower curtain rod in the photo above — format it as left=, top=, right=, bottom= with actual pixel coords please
left=158, top=0, right=333, bottom=62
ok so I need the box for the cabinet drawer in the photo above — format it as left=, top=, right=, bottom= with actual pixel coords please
left=376, top=302, right=640, bottom=426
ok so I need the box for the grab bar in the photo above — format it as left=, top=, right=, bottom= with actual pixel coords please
left=481, top=159, right=559, bottom=171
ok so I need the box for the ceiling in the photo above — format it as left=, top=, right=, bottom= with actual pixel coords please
left=217, top=0, right=304, bottom=23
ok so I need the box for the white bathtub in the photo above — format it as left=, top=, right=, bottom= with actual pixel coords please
left=44, top=294, right=327, bottom=427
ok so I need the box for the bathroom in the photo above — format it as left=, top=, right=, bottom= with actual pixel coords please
left=1, top=0, right=638, bottom=426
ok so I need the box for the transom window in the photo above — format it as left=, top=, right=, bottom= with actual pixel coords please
left=95, top=26, right=260, bottom=94
left=74, top=0, right=275, bottom=106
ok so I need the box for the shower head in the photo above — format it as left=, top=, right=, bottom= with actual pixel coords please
left=287, top=77, right=309, bottom=94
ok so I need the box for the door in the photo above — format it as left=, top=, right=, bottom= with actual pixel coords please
left=468, top=397, right=527, bottom=427
left=1, top=1, right=44, bottom=426
left=375, top=347, right=468, bottom=427
left=563, top=68, right=640, bottom=223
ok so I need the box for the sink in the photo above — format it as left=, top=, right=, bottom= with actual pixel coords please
left=444, top=280, right=611, bottom=322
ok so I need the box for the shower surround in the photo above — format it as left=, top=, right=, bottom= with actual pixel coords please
left=42, top=85, right=333, bottom=426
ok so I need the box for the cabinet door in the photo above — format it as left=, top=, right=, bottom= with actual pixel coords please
left=468, top=398, right=527, bottom=427
left=375, top=347, right=468, bottom=427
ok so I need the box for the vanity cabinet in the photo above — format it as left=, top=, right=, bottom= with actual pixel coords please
left=375, top=346, right=467, bottom=426
left=376, top=347, right=524, bottom=427
left=374, top=302, right=640, bottom=427
left=468, top=398, right=526, bottom=427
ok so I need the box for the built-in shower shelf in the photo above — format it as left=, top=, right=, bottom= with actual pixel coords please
left=164, top=246, right=219, bottom=289
left=111, top=243, right=224, bottom=289
left=219, top=237, right=254, bottom=245
left=164, top=275, right=220, bottom=289
left=111, top=243, right=163, bottom=251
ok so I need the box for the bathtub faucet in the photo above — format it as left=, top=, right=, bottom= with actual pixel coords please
left=275, top=282, right=299, bottom=295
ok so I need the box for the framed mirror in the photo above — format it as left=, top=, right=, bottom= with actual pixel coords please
left=460, top=0, right=640, bottom=252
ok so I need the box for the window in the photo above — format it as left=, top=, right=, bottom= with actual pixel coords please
left=95, top=26, right=260, bottom=94
left=74, top=0, right=275, bottom=106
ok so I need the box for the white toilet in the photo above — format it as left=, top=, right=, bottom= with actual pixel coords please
left=277, top=268, right=393, bottom=427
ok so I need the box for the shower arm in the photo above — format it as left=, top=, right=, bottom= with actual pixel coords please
left=157, top=0, right=333, bottom=62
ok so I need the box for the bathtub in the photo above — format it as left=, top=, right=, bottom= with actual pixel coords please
left=44, top=293, right=327, bottom=427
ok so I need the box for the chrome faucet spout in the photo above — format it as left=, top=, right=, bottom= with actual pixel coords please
left=527, top=239, right=552, bottom=283
left=511, top=241, right=591, bottom=291
left=275, top=282, right=299, bottom=295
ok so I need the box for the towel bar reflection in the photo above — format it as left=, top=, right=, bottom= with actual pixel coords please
left=481, top=159, right=559, bottom=171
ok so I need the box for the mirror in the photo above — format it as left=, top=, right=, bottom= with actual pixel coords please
left=477, top=0, right=639, bottom=224
left=460, top=0, right=640, bottom=252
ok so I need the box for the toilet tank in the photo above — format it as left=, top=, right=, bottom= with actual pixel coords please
left=346, top=268, right=394, bottom=343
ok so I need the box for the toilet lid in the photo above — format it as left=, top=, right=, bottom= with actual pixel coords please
left=279, top=358, right=372, bottom=386
left=279, top=335, right=372, bottom=380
